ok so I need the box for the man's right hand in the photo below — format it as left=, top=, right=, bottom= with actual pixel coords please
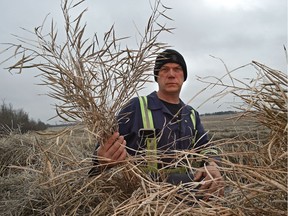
left=97, top=132, right=127, bottom=166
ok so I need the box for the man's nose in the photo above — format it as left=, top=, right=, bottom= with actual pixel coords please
left=168, top=69, right=175, bottom=76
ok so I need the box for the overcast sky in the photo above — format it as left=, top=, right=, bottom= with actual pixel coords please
left=0, top=0, right=287, bottom=124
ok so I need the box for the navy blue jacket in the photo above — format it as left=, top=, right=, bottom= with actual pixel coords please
left=117, top=91, right=209, bottom=156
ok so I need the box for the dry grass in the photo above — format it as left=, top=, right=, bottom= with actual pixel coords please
left=1, top=62, right=287, bottom=214
left=0, top=0, right=287, bottom=215
left=198, top=60, right=288, bottom=215
left=0, top=129, right=236, bottom=215
left=2, top=0, right=171, bottom=145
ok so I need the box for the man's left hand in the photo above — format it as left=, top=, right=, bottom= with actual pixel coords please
left=194, top=160, right=224, bottom=200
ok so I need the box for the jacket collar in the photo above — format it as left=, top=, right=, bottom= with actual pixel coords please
left=146, top=91, right=192, bottom=115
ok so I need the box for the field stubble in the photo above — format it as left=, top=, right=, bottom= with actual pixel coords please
left=201, top=113, right=269, bottom=141
left=1, top=111, right=285, bottom=216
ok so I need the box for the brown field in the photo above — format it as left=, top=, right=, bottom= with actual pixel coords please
left=1, top=113, right=284, bottom=216
left=201, top=113, right=269, bottom=141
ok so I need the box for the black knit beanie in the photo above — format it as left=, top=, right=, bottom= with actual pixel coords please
left=154, top=49, right=187, bottom=82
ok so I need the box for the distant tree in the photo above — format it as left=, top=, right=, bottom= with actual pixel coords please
left=0, top=102, right=48, bottom=134
left=202, top=111, right=238, bottom=116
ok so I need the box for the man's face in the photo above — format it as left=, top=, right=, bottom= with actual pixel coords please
left=157, top=62, right=184, bottom=94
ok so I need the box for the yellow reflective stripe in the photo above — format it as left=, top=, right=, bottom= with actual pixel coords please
left=139, top=96, right=154, bottom=129
left=190, top=109, right=196, bottom=130
left=190, top=109, right=196, bottom=146
left=200, top=148, right=219, bottom=155
left=139, top=96, right=157, bottom=171
left=146, top=138, right=157, bottom=172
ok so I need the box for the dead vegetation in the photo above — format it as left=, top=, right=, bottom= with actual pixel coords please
left=2, top=0, right=171, bottom=146
left=199, top=59, right=288, bottom=215
left=0, top=0, right=287, bottom=215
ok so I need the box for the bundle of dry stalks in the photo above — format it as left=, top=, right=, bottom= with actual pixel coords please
left=2, top=0, right=171, bottom=145
left=198, top=60, right=287, bottom=215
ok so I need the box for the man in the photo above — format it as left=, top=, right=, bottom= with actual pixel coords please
left=93, top=49, right=224, bottom=198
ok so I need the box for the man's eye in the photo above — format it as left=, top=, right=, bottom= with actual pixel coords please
left=175, top=67, right=182, bottom=72
left=160, top=68, right=169, bottom=72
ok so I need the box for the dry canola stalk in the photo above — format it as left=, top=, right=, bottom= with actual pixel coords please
left=2, top=0, right=171, bottom=145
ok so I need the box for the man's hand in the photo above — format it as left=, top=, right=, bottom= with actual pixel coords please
left=194, top=161, right=224, bottom=200
left=97, top=132, right=127, bottom=166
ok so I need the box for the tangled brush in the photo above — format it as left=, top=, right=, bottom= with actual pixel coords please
left=198, top=59, right=287, bottom=215
left=3, top=0, right=171, bottom=145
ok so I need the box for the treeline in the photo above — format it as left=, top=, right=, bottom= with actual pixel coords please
left=201, top=111, right=238, bottom=116
left=0, top=102, right=48, bottom=135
